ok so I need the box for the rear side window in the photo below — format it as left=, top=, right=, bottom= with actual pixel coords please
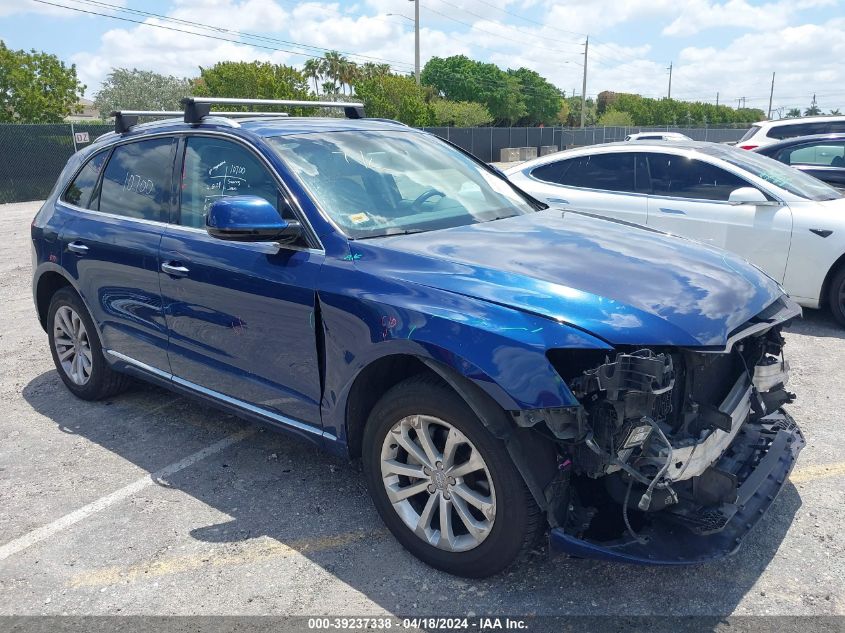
left=98, top=138, right=175, bottom=221
left=739, top=126, right=760, bottom=142
left=530, top=160, right=573, bottom=185
left=179, top=137, right=280, bottom=228
left=778, top=142, right=845, bottom=167
left=648, top=154, right=748, bottom=201
left=559, top=153, right=637, bottom=192
left=62, top=150, right=108, bottom=208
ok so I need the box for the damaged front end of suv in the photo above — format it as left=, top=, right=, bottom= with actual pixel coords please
left=513, top=298, right=804, bottom=565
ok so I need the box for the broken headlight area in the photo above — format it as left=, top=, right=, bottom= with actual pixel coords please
left=525, top=322, right=804, bottom=563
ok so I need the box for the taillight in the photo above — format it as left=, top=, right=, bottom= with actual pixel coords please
left=739, top=144, right=758, bottom=150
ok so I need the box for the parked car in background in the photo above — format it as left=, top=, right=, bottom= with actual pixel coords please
left=736, top=115, right=845, bottom=150
left=506, top=141, right=845, bottom=325
left=625, top=131, right=692, bottom=142
left=32, top=99, right=804, bottom=577
left=754, top=133, right=845, bottom=191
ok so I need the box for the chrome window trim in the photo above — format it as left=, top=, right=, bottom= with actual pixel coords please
left=106, top=349, right=335, bottom=440
left=60, top=202, right=169, bottom=228
left=164, top=222, right=324, bottom=255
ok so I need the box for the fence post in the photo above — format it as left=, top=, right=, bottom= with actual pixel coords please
left=70, top=121, right=78, bottom=153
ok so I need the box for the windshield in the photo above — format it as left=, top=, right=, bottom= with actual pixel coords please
left=699, top=144, right=842, bottom=201
left=267, top=130, right=537, bottom=238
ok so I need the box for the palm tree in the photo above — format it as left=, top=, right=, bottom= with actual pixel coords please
left=322, top=51, right=343, bottom=94
left=785, top=108, right=801, bottom=118
left=830, top=108, right=842, bottom=115
left=338, top=59, right=359, bottom=96
left=303, top=58, right=322, bottom=95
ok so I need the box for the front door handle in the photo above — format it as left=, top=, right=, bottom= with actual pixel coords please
left=161, top=262, right=190, bottom=277
left=659, top=207, right=686, bottom=215
left=67, top=241, right=88, bottom=255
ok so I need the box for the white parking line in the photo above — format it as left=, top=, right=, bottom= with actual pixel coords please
left=0, top=427, right=258, bottom=562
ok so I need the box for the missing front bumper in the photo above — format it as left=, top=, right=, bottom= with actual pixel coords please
left=549, top=411, right=804, bottom=565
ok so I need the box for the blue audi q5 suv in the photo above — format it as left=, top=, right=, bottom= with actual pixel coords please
left=31, top=98, right=803, bottom=577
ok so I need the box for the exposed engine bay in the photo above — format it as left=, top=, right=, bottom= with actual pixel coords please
left=512, top=308, right=804, bottom=560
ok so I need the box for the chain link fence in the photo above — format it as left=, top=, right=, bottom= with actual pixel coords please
left=422, top=126, right=750, bottom=163
left=0, top=123, right=112, bottom=204
left=0, top=123, right=750, bottom=204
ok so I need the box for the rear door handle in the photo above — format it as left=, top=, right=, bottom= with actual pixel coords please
left=161, top=262, right=190, bottom=277
left=67, top=241, right=88, bottom=255
left=659, top=207, right=686, bottom=215
left=548, top=197, right=570, bottom=205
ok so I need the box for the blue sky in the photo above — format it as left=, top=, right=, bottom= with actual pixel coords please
left=3, top=0, right=844, bottom=115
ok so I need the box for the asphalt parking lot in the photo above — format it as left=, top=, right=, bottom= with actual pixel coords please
left=1, top=200, right=844, bottom=617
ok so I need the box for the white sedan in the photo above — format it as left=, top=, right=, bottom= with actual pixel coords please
left=506, top=142, right=845, bottom=324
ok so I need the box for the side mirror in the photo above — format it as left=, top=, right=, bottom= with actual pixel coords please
left=728, top=187, right=777, bottom=206
left=206, top=195, right=301, bottom=243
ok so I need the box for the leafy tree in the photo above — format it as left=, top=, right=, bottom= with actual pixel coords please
left=431, top=100, right=492, bottom=127
left=554, top=100, right=571, bottom=125
left=564, top=95, right=596, bottom=127
left=598, top=109, right=634, bottom=126
left=785, top=108, right=801, bottom=118
left=421, top=55, right=526, bottom=124
left=603, top=92, right=763, bottom=126
left=0, top=41, right=85, bottom=122
left=353, top=74, right=432, bottom=126
left=194, top=61, right=309, bottom=112
left=804, top=94, right=821, bottom=116
left=507, top=67, right=561, bottom=126
left=93, top=68, right=190, bottom=115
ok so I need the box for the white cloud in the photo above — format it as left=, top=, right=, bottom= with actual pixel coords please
left=663, top=0, right=836, bottom=37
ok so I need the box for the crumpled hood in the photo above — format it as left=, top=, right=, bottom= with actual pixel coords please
left=351, top=209, right=785, bottom=347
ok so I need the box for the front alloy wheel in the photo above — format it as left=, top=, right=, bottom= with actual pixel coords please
left=363, top=375, right=542, bottom=578
left=380, top=415, right=496, bottom=552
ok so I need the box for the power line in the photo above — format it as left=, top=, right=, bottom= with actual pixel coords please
left=57, top=0, right=416, bottom=70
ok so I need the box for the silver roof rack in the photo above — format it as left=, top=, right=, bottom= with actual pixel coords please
left=109, top=97, right=366, bottom=134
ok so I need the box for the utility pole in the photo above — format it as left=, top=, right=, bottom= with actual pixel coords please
left=667, top=62, right=673, bottom=99
left=767, top=72, right=775, bottom=119
left=580, top=36, right=589, bottom=128
left=411, top=0, right=420, bottom=85
left=716, top=92, right=719, bottom=107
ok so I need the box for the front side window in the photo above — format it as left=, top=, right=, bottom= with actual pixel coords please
left=98, top=138, right=175, bottom=221
left=558, top=153, right=637, bottom=192
left=778, top=142, right=845, bottom=167
left=267, top=131, right=535, bottom=239
left=62, top=150, right=108, bottom=208
left=180, top=137, right=280, bottom=228
left=647, top=154, right=748, bottom=201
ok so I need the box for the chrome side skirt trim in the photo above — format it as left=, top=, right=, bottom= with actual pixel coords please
left=106, top=349, right=171, bottom=379
left=105, top=349, right=334, bottom=440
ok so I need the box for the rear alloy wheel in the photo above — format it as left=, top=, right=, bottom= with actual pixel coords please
left=47, top=287, right=130, bottom=400
left=829, top=267, right=845, bottom=327
left=363, top=375, right=542, bottom=577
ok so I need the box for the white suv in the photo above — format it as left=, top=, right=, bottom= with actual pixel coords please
left=737, top=116, right=845, bottom=150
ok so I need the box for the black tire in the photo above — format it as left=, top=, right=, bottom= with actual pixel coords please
left=829, top=266, right=845, bottom=327
left=362, top=374, right=543, bottom=578
left=46, top=287, right=131, bottom=400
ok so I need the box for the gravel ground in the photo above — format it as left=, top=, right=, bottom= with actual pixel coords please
left=0, top=200, right=843, bottom=617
